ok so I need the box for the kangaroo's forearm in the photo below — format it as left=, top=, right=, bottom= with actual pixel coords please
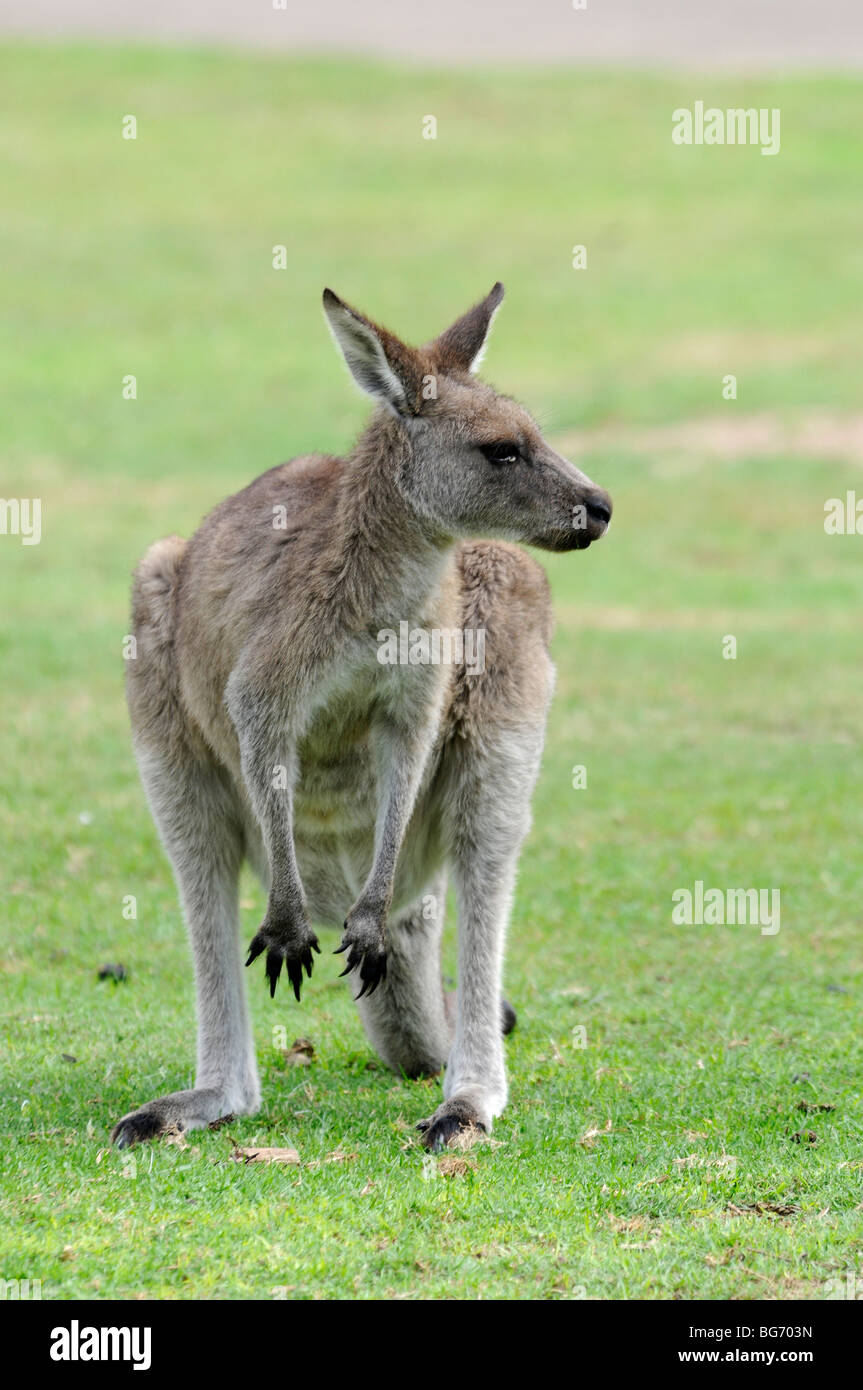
left=225, top=668, right=310, bottom=915
left=237, top=729, right=319, bottom=998
left=363, top=722, right=436, bottom=904
left=225, top=673, right=319, bottom=1001
left=242, top=743, right=303, bottom=905
left=337, top=722, right=435, bottom=997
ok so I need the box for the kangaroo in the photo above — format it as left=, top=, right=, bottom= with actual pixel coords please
left=111, top=283, right=611, bottom=1153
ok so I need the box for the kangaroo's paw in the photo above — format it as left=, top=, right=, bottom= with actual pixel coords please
left=111, top=1086, right=250, bottom=1149
left=246, top=915, right=320, bottom=1001
left=416, top=1096, right=488, bottom=1153
left=336, top=906, right=387, bottom=999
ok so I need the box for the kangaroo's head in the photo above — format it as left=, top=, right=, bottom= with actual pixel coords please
left=323, top=283, right=611, bottom=552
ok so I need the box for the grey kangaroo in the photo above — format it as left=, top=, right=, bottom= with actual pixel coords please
left=112, top=283, right=611, bottom=1152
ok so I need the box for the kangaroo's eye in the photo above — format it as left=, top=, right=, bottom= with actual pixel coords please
left=480, top=441, right=520, bottom=465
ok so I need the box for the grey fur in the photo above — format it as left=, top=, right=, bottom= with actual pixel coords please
left=111, top=284, right=611, bottom=1152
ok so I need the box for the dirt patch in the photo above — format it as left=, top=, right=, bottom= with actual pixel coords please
left=557, top=412, right=863, bottom=467
left=2, top=1, right=862, bottom=69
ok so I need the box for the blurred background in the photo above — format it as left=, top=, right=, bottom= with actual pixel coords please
left=2, top=1, right=863, bottom=1300
left=2, top=0, right=863, bottom=66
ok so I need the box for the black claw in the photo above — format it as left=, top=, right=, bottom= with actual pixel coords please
left=286, top=957, right=302, bottom=1003
left=245, top=937, right=265, bottom=967
left=248, top=919, right=319, bottom=1003
left=333, top=941, right=348, bottom=955
left=267, top=946, right=290, bottom=1000
left=338, top=963, right=352, bottom=978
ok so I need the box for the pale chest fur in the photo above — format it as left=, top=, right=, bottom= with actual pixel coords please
left=292, top=626, right=453, bottom=839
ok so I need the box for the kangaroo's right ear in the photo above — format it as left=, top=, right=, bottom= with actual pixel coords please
left=322, top=289, right=421, bottom=416
left=431, top=281, right=504, bottom=374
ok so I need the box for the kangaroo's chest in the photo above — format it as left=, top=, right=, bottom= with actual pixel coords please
left=292, top=636, right=448, bottom=835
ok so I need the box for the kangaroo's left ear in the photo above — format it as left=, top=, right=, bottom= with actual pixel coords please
left=430, top=282, right=504, bottom=374
left=322, top=288, right=424, bottom=416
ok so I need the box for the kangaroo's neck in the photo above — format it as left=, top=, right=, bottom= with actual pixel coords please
left=330, top=410, right=456, bottom=628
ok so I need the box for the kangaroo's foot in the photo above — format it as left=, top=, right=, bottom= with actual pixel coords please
left=246, top=911, right=320, bottom=1001
left=416, top=1094, right=488, bottom=1153
left=111, top=1083, right=259, bottom=1149
left=336, top=903, right=388, bottom=999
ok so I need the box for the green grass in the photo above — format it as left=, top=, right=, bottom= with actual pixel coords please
left=2, top=44, right=863, bottom=1300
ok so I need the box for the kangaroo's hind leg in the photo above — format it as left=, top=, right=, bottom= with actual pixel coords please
left=112, top=538, right=260, bottom=1147
left=417, top=541, right=554, bottom=1151
left=415, top=721, right=545, bottom=1151
left=111, top=751, right=260, bottom=1147
left=352, top=872, right=519, bottom=1081
left=353, top=874, right=452, bottom=1079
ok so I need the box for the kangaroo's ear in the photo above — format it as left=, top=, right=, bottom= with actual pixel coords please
left=431, top=282, right=504, bottom=373
left=322, top=289, right=421, bottom=416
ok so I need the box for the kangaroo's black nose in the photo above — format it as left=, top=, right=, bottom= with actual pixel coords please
left=586, top=496, right=612, bottom=526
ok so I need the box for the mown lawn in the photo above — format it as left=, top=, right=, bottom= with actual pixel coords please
left=1, top=44, right=862, bottom=1299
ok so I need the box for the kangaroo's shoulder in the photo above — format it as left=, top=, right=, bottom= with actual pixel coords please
left=201, top=453, right=343, bottom=535
left=455, top=540, right=553, bottom=648
left=177, top=453, right=344, bottom=595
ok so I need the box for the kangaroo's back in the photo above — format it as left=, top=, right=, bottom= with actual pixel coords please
left=127, top=534, right=195, bottom=760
